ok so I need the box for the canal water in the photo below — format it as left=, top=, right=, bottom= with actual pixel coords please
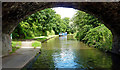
left=27, top=35, right=120, bottom=70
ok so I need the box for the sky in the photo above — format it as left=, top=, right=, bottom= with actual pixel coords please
left=52, top=7, right=78, bottom=19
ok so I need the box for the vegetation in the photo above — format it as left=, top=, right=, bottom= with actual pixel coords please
left=32, top=41, right=41, bottom=48
left=72, top=11, right=113, bottom=51
left=10, top=41, right=21, bottom=54
left=12, top=8, right=72, bottom=39
left=36, top=38, right=47, bottom=42
left=12, top=8, right=113, bottom=51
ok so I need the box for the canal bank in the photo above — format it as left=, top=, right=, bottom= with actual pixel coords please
left=2, top=35, right=58, bottom=69
left=34, top=35, right=58, bottom=43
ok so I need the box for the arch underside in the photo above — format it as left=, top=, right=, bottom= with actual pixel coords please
left=2, top=2, right=120, bottom=56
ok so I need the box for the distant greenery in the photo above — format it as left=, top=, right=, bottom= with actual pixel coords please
left=32, top=41, right=41, bottom=48
left=72, top=11, right=113, bottom=51
left=36, top=38, right=47, bottom=42
left=12, top=8, right=72, bottom=39
left=12, top=8, right=113, bottom=51
left=10, top=41, right=21, bottom=54
left=12, top=41, right=22, bottom=47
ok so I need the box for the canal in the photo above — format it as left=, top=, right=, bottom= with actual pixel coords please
left=26, top=35, right=120, bottom=70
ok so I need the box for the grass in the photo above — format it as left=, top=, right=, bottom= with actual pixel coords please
left=32, top=41, right=41, bottom=48
left=25, top=37, right=35, bottom=39
left=36, top=38, right=47, bottom=42
left=10, top=41, right=21, bottom=54
left=12, top=41, right=22, bottom=46
left=35, top=35, right=57, bottom=42
left=9, top=47, right=20, bottom=54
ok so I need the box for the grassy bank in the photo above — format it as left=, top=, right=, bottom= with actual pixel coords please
left=34, top=35, right=58, bottom=42
left=32, top=41, right=41, bottom=49
left=12, top=35, right=58, bottom=50
left=10, top=41, right=22, bottom=54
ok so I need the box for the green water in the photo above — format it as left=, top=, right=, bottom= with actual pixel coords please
left=28, top=35, right=120, bottom=70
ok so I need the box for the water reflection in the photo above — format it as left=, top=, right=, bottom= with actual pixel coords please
left=59, top=36, right=67, bottom=40
left=55, top=36, right=77, bottom=68
left=30, top=35, right=120, bottom=70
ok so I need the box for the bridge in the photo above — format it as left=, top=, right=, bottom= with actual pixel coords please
left=2, top=2, right=120, bottom=56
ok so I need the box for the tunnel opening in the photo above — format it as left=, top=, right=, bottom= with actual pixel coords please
left=2, top=2, right=120, bottom=70
left=2, top=2, right=120, bottom=57
left=10, top=6, right=113, bottom=54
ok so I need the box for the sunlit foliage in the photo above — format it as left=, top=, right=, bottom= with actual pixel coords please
left=12, top=8, right=71, bottom=39
left=72, top=11, right=113, bottom=51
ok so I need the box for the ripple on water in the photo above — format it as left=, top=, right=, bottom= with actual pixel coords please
left=29, top=36, right=120, bottom=70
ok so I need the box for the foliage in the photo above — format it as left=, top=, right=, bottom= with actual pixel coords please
left=12, top=8, right=72, bottom=39
left=49, top=30, right=55, bottom=35
left=32, top=41, right=41, bottom=48
left=10, top=41, right=21, bottom=54
left=36, top=38, right=47, bottom=42
left=83, top=24, right=112, bottom=50
left=72, top=11, right=113, bottom=51
left=12, top=41, right=22, bottom=47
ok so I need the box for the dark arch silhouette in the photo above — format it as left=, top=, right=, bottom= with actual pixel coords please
left=2, top=2, right=120, bottom=56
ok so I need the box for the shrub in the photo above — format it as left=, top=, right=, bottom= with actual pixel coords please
left=82, top=24, right=112, bottom=51
left=10, top=41, right=21, bottom=54
left=49, top=30, right=55, bottom=35
left=32, top=41, right=41, bottom=48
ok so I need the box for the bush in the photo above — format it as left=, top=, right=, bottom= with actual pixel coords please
left=82, top=24, right=112, bottom=51
left=12, top=41, right=22, bottom=47
left=45, top=31, right=50, bottom=36
left=73, top=10, right=113, bottom=51
left=10, top=41, right=21, bottom=54
left=32, top=41, right=41, bottom=48
left=49, top=30, right=55, bottom=35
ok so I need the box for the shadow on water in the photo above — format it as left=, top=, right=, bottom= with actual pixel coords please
left=111, top=54, right=120, bottom=70
left=22, top=35, right=120, bottom=70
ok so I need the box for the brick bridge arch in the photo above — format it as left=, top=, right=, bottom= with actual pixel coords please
left=2, top=2, right=120, bottom=56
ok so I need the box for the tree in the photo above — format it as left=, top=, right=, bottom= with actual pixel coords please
left=12, top=8, right=72, bottom=39
left=72, top=10, right=112, bottom=51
